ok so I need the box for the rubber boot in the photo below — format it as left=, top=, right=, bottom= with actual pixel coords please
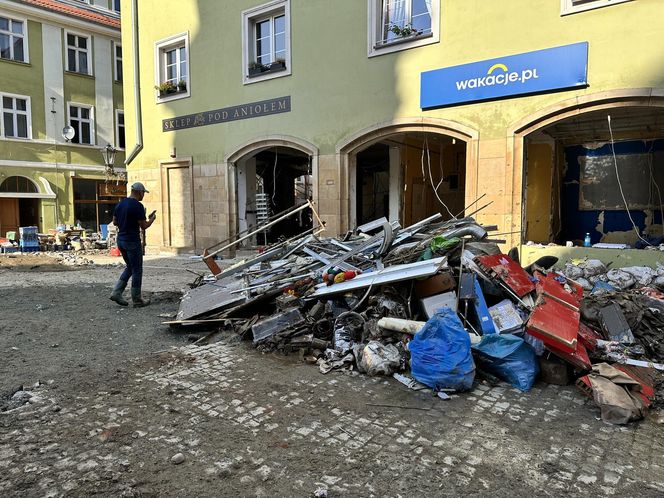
left=131, top=287, right=151, bottom=307
left=110, top=280, right=128, bottom=306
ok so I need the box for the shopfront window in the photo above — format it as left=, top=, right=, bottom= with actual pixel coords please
left=73, top=178, right=126, bottom=232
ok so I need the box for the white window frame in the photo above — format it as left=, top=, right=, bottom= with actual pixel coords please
left=113, top=41, right=122, bottom=82
left=367, top=0, right=440, bottom=58
left=241, top=0, right=291, bottom=85
left=67, top=102, right=95, bottom=146
left=0, top=92, right=32, bottom=140
left=154, top=32, right=190, bottom=103
left=115, top=109, right=125, bottom=150
left=64, top=29, right=93, bottom=75
left=561, top=0, right=633, bottom=15
left=0, top=12, right=29, bottom=63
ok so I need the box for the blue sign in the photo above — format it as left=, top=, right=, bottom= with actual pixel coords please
left=421, top=42, right=588, bottom=109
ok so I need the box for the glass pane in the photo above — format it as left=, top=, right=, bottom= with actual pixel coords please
left=81, top=107, right=89, bottom=119
left=70, top=119, right=80, bottom=143
left=0, top=34, right=9, bottom=59
left=17, top=114, right=27, bottom=138
left=116, top=45, right=122, bottom=57
left=67, top=48, right=76, bottom=71
left=70, top=106, right=78, bottom=118
left=79, top=52, right=88, bottom=73
left=16, top=99, right=26, bottom=111
left=3, top=96, right=12, bottom=109
left=67, top=34, right=75, bottom=46
left=74, top=180, right=97, bottom=200
left=257, top=37, right=270, bottom=59
left=411, top=13, right=431, bottom=33
left=78, top=36, right=87, bottom=49
left=0, top=17, right=8, bottom=31
left=256, top=19, right=271, bottom=40
left=116, top=61, right=123, bottom=81
left=81, top=121, right=91, bottom=143
left=167, top=65, right=177, bottom=81
left=13, top=37, right=23, bottom=61
left=118, top=113, right=124, bottom=125
left=118, top=126, right=125, bottom=149
left=274, top=15, right=286, bottom=34
left=166, top=49, right=176, bottom=65
left=274, top=33, right=285, bottom=54
left=11, top=20, right=23, bottom=34
left=178, top=46, right=186, bottom=63
left=3, top=112, right=14, bottom=137
left=180, top=61, right=187, bottom=79
left=275, top=49, right=286, bottom=61
left=412, top=0, right=429, bottom=15
left=74, top=203, right=97, bottom=230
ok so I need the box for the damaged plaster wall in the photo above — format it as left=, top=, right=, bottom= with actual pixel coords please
left=561, top=139, right=664, bottom=245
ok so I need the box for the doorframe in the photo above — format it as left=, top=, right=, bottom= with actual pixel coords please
left=159, top=157, right=195, bottom=250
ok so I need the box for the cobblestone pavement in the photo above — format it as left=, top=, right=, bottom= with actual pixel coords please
left=2, top=338, right=664, bottom=497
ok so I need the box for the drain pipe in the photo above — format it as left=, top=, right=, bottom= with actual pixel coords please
left=125, top=0, right=143, bottom=166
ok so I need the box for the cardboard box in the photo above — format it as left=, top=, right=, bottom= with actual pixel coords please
left=415, top=272, right=456, bottom=298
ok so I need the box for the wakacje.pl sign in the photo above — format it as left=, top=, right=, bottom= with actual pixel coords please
left=420, top=42, right=588, bottom=109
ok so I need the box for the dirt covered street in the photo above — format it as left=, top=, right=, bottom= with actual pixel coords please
left=1, top=253, right=664, bottom=497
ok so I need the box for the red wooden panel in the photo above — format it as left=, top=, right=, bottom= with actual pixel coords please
left=475, top=254, right=535, bottom=297
left=534, top=272, right=581, bottom=311
left=547, top=340, right=592, bottom=371
left=527, top=296, right=579, bottom=353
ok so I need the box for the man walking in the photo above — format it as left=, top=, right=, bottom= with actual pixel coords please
left=110, top=182, right=156, bottom=307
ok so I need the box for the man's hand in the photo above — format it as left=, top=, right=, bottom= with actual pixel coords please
left=148, top=210, right=157, bottom=222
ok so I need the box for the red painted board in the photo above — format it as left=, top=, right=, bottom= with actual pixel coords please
left=615, top=365, right=655, bottom=407
left=534, top=272, right=581, bottom=311
left=475, top=254, right=536, bottom=297
left=527, top=296, right=579, bottom=353
left=546, top=340, right=592, bottom=371
left=578, top=323, right=603, bottom=352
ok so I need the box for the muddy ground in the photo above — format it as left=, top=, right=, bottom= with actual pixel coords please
left=1, top=253, right=663, bottom=497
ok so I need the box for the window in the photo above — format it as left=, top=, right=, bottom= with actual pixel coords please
left=0, top=176, right=37, bottom=193
left=116, top=110, right=125, bottom=149
left=68, top=103, right=94, bottom=145
left=561, top=0, right=633, bottom=15
left=0, top=15, right=26, bottom=63
left=66, top=31, right=91, bottom=74
left=1, top=94, right=31, bottom=139
left=154, top=33, right=189, bottom=101
left=242, top=0, right=291, bottom=84
left=368, top=0, right=440, bottom=57
left=73, top=178, right=126, bottom=232
left=112, top=0, right=121, bottom=13
left=114, top=42, right=122, bottom=82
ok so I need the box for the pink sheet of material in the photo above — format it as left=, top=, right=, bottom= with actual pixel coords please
left=526, top=295, right=579, bottom=353
left=474, top=254, right=535, bottom=298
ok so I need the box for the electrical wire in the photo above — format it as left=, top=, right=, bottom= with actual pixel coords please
left=607, top=115, right=651, bottom=246
left=271, top=147, right=279, bottom=205
left=646, top=139, right=664, bottom=236
left=422, top=134, right=455, bottom=219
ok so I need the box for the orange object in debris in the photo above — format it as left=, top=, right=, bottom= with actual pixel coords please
left=334, top=272, right=346, bottom=284
left=110, top=246, right=121, bottom=257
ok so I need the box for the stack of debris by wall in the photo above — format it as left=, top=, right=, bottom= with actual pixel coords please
left=170, top=207, right=664, bottom=425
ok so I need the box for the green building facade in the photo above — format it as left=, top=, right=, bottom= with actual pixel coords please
left=122, top=0, right=664, bottom=254
left=0, top=0, right=125, bottom=237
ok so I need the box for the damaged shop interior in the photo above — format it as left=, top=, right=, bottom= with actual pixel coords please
left=353, top=131, right=467, bottom=227
left=523, top=106, right=664, bottom=248
left=236, top=146, right=313, bottom=245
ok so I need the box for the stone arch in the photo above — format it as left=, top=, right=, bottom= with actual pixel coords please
left=336, top=117, right=480, bottom=230
left=510, top=87, right=664, bottom=247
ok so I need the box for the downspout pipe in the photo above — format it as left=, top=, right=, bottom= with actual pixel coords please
left=125, top=0, right=143, bottom=166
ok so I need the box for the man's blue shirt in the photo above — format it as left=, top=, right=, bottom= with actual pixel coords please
left=114, top=197, right=146, bottom=243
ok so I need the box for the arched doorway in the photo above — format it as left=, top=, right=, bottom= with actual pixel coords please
left=338, top=119, right=479, bottom=229
left=226, top=137, right=318, bottom=246
left=0, top=176, right=51, bottom=238
left=514, top=90, right=664, bottom=247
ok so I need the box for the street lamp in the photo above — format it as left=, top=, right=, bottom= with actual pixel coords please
left=100, top=143, right=117, bottom=179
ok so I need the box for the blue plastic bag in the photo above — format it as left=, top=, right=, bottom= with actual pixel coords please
left=409, top=308, right=475, bottom=392
left=472, top=333, right=539, bottom=392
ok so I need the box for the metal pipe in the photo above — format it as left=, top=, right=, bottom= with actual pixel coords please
left=125, top=0, right=143, bottom=166
left=204, top=201, right=314, bottom=259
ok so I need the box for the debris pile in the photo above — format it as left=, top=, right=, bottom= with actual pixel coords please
left=173, top=208, right=664, bottom=425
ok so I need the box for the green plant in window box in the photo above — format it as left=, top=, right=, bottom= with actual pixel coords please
left=248, top=61, right=266, bottom=76
left=388, top=23, right=421, bottom=39
left=177, top=80, right=187, bottom=92
left=154, top=81, right=177, bottom=96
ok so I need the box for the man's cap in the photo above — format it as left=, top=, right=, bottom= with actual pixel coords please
left=130, top=182, right=149, bottom=193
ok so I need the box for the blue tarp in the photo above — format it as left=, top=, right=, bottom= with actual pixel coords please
left=409, top=308, right=475, bottom=392
left=472, top=333, right=539, bottom=392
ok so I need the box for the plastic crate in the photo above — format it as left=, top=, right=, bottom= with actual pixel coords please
left=0, top=246, right=18, bottom=254
left=19, top=226, right=39, bottom=244
left=20, top=246, right=39, bottom=253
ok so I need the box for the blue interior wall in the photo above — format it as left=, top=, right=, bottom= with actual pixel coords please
left=561, top=139, right=664, bottom=244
